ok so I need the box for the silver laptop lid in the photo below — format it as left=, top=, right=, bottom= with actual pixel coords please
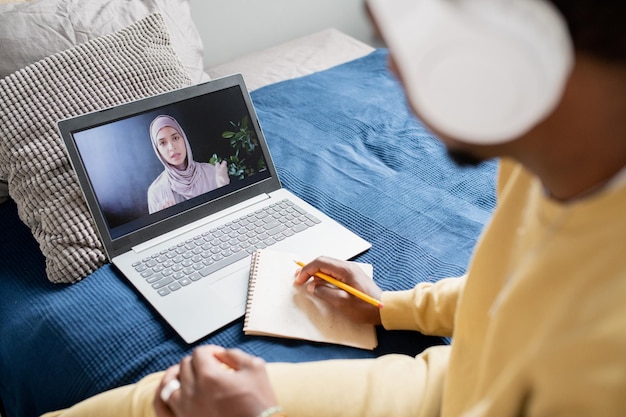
left=58, top=74, right=281, bottom=259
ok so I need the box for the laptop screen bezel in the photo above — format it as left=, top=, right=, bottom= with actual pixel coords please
left=58, top=74, right=282, bottom=259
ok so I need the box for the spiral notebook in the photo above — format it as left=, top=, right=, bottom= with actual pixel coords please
left=243, top=249, right=378, bottom=350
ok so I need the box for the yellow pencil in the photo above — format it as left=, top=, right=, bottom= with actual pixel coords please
left=294, top=260, right=384, bottom=309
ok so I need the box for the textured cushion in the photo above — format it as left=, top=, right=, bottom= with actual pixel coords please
left=0, top=13, right=193, bottom=283
left=0, top=0, right=206, bottom=199
left=0, top=0, right=205, bottom=83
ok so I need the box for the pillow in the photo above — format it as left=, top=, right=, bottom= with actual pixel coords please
left=0, top=0, right=206, bottom=83
left=0, top=0, right=206, bottom=201
left=0, top=13, right=193, bottom=283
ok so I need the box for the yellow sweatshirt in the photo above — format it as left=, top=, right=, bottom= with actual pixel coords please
left=42, top=160, right=626, bottom=417
left=269, top=160, right=626, bottom=417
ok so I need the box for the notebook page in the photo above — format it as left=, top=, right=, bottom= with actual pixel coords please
left=244, top=249, right=377, bottom=350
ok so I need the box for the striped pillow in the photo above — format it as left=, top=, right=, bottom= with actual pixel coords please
left=0, top=13, right=192, bottom=283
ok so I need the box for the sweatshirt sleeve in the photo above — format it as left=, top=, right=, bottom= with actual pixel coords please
left=380, top=275, right=466, bottom=337
left=268, top=345, right=451, bottom=417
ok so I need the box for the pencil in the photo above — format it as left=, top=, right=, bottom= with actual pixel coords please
left=294, top=260, right=384, bottom=309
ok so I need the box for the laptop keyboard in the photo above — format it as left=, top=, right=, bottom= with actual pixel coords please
left=132, top=199, right=321, bottom=296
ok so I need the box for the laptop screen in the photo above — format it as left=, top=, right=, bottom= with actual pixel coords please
left=60, top=76, right=279, bottom=256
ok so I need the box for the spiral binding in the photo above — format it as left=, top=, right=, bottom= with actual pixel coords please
left=243, top=249, right=261, bottom=330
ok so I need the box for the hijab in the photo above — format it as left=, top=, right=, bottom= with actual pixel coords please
left=149, top=115, right=217, bottom=199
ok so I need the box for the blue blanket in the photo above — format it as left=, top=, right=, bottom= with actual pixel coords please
left=0, top=49, right=497, bottom=417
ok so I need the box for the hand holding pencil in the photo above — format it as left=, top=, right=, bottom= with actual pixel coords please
left=294, top=256, right=384, bottom=326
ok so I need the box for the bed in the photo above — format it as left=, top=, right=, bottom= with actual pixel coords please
left=0, top=7, right=497, bottom=417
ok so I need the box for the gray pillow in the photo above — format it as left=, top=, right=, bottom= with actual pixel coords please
left=0, top=0, right=206, bottom=83
left=0, top=13, right=193, bottom=283
left=0, top=0, right=207, bottom=202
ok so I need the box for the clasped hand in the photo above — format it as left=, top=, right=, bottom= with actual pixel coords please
left=154, top=346, right=278, bottom=417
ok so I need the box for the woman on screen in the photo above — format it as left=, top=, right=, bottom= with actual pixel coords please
left=147, top=115, right=230, bottom=214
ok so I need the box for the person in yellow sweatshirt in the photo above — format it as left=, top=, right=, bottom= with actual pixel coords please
left=43, top=0, right=626, bottom=416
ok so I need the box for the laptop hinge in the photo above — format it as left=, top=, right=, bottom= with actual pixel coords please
left=131, top=194, right=270, bottom=254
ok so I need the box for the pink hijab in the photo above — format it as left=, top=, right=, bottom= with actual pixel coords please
left=149, top=115, right=217, bottom=199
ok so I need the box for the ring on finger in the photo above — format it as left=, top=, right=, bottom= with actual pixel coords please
left=160, top=378, right=181, bottom=403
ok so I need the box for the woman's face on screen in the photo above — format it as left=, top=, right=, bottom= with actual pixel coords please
left=156, top=126, right=187, bottom=169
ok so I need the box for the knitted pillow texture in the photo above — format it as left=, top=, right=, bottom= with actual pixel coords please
left=0, top=13, right=193, bottom=283
left=0, top=0, right=206, bottom=202
left=0, top=0, right=206, bottom=83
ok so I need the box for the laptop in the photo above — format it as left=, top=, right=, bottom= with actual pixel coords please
left=58, top=74, right=371, bottom=343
